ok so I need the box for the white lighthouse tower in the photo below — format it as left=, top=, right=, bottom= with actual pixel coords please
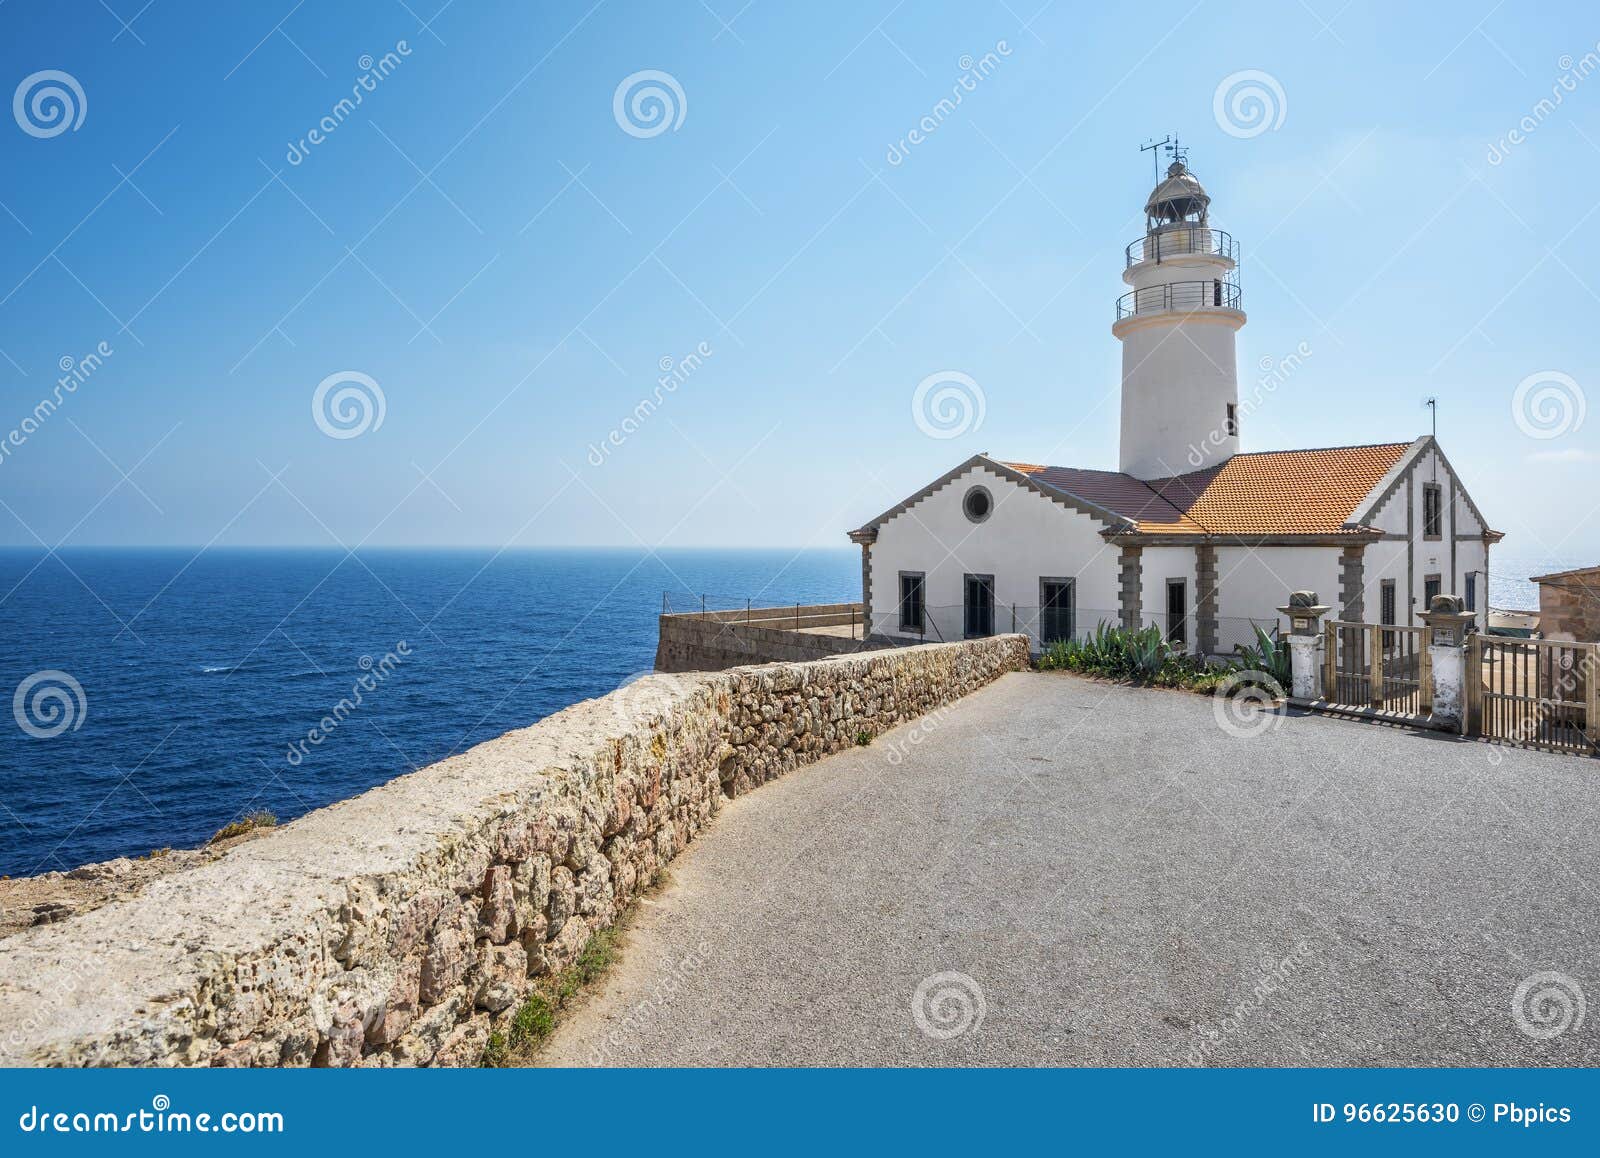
left=1114, top=151, right=1246, bottom=479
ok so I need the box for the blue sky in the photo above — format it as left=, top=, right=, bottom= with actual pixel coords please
left=0, top=0, right=1596, bottom=559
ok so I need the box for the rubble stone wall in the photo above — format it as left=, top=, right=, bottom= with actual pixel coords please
left=0, top=635, right=1028, bottom=1067
left=653, top=611, right=881, bottom=672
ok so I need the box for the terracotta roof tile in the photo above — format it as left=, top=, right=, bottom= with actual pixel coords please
left=1003, top=442, right=1412, bottom=536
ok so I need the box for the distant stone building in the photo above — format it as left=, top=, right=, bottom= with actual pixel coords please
left=1532, top=566, right=1600, bottom=642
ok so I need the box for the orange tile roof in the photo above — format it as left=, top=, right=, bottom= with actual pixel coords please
left=1004, top=442, right=1412, bottom=536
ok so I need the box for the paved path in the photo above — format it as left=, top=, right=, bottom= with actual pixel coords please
left=544, top=672, right=1600, bottom=1066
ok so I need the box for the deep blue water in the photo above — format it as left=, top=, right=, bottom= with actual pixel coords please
left=0, top=548, right=855, bottom=877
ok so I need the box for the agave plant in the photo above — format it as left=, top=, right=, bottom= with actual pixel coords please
left=1123, top=624, right=1169, bottom=680
left=1233, top=624, right=1290, bottom=689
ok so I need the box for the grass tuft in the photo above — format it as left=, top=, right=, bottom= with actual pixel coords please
left=480, top=904, right=640, bottom=1066
left=209, top=810, right=279, bottom=844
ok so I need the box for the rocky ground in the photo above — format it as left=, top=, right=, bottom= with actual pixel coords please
left=0, top=829, right=272, bottom=939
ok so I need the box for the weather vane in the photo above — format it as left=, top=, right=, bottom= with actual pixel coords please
left=1423, top=396, right=1438, bottom=438
left=1140, top=135, right=1187, bottom=181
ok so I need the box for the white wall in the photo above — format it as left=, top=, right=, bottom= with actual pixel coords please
left=1362, top=444, right=1492, bottom=629
left=1140, top=545, right=1198, bottom=648
left=1214, top=545, right=1340, bottom=649
left=1117, top=313, right=1241, bottom=478
left=867, top=464, right=1121, bottom=647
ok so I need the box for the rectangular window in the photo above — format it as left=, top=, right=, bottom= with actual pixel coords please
left=1225, top=403, right=1237, bottom=438
left=1422, top=483, right=1442, bottom=538
left=1039, top=578, right=1075, bottom=645
left=1424, top=573, right=1442, bottom=608
left=1166, top=579, right=1187, bottom=647
left=963, top=574, right=995, bottom=638
left=1381, top=579, right=1396, bottom=648
left=1465, top=573, right=1477, bottom=612
left=898, top=572, right=925, bottom=633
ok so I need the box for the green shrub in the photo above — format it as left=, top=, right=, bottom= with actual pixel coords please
left=1035, top=622, right=1237, bottom=692
left=508, top=993, right=556, bottom=1047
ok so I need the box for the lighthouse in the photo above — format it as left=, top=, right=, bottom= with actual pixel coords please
left=1113, top=154, right=1245, bottom=479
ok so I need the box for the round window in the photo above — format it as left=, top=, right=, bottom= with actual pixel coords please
left=962, top=485, right=993, bottom=524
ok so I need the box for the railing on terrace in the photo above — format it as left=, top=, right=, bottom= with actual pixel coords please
left=1124, top=225, right=1236, bottom=269
left=661, top=594, right=866, bottom=638
left=1115, top=279, right=1242, bottom=321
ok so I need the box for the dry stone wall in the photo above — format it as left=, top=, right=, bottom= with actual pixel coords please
left=0, top=635, right=1028, bottom=1067
left=653, top=605, right=874, bottom=673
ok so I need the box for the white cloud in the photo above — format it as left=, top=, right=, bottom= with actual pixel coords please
left=1526, top=447, right=1597, bottom=464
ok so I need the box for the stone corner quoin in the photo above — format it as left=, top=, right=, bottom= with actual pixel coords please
left=0, top=634, right=1030, bottom=1068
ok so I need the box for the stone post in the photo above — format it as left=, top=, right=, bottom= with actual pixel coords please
left=1419, top=594, right=1474, bottom=731
left=1276, top=590, right=1331, bottom=701
left=1338, top=544, right=1366, bottom=622
left=1118, top=544, right=1143, bottom=630
left=1196, top=543, right=1219, bottom=657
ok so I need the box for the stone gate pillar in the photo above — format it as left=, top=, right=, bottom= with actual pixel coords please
left=1276, top=590, right=1331, bottom=701
left=1419, top=594, right=1475, bottom=731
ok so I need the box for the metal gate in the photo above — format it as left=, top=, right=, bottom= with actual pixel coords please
left=1467, top=635, right=1598, bottom=754
left=1322, top=620, right=1432, bottom=720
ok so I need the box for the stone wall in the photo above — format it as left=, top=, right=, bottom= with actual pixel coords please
left=1537, top=568, right=1600, bottom=643
left=654, top=604, right=877, bottom=672
left=0, top=635, right=1029, bottom=1067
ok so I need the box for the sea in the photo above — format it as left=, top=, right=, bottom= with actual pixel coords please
left=0, top=545, right=1580, bottom=878
left=0, top=548, right=856, bottom=877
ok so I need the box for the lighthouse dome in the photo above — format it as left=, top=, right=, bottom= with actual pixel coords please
left=1145, top=160, right=1210, bottom=224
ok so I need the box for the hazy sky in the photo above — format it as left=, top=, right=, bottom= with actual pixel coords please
left=0, top=1, right=1596, bottom=557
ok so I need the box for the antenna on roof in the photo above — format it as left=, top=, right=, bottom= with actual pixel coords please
left=1423, top=396, right=1437, bottom=439
left=1140, top=135, right=1173, bottom=182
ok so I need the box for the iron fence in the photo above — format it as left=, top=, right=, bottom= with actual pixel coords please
left=1115, top=278, right=1241, bottom=321
left=1124, top=225, right=1237, bottom=268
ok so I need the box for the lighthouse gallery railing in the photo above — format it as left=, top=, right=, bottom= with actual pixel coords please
left=1115, top=279, right=1242, bottom=321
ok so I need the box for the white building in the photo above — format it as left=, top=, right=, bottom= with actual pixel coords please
left=848, top=157, right=1502, bottom=655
